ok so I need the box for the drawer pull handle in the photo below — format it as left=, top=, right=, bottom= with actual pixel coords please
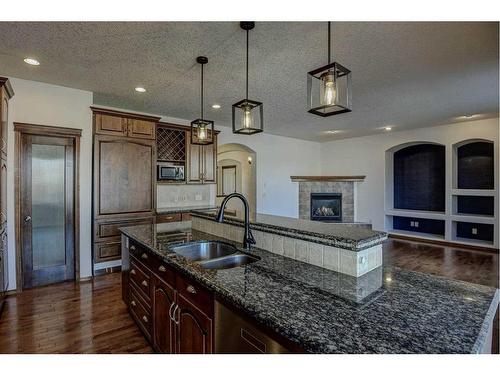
left=141, top=280, right=148, bottom=287
left=131, top=300, right=136, bottom=307
left=130, top=269, right=136, bottom=275
left=142, top=315, right=149, bottom=323
left=130, top=245, right=136, bottom=250
left=141, top=253, right=148, bottom=260
left=158, top=265, right=167, bottom=272
left=166, top=216, right=174, bottom=220
left=186, top=285, right=196, bottom=294
left=168, top=302, right=175, bottom=321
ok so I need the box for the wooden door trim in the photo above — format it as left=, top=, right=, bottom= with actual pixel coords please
left=14, top=124, right=81, bottom=292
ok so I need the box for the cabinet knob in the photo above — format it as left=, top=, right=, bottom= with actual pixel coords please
left=141, top=280, right=148, bottom=287
left=130, top=269, right=136, bottom=275
left=142, top=315, right=149, bottom=323
left=141, top=253, right=148, bottom=260
left=131, top=300, right=136, bottom=307
left=158, top=265, right=167, bottom=272
left=186, top=285, right=196, bottom=294
left=130, top=245, right=136, bottom=251
left=166, top=216, right=174, bottom=220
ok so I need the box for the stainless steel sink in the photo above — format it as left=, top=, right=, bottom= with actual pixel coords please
left=198, top=253, right=260, bottom=270
left=171, top=241, right=238, bottom=261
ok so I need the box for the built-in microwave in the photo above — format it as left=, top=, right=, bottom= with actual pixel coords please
left=157, top=162, right=185, bottom=182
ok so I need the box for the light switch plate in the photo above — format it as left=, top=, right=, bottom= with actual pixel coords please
left=472, top=228, right=478, bottom=235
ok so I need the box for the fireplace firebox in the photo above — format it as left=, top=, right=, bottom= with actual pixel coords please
left=310, top=193, right=342, bottom=221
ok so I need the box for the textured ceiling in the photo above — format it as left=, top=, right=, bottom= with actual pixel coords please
left=0, top=22, right=498, bottom=142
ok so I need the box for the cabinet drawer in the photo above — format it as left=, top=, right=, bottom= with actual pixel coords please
left=95, top=217, right=154, bottom=242
left=130, top=260, right=152, bottom=303
left=129, top=240, right=155, bottom=270
left=181, top=213, right=191, bottom=221
left=130, top=284, right=152, bottom=340
left=176, top=273, right=213, bottom=316
left=156, top=213, right=182, bottom=223
left=94, top=241, right=121, bottom=263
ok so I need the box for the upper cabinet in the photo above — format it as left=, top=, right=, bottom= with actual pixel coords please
left=157, top=122, right=218, bottom=185
left=93, top=108, right=158, bottom=140
left=187, top=132, right=217, bottom=184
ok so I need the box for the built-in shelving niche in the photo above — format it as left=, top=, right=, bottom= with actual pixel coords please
left=385, top=139, right=497, bottom=248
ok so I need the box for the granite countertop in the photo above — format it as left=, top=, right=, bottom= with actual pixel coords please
left=156, top=205, right=218, bottom=214
left=191, top=209, right=387, bottom=251
left=119, top=222, right=499, bottom=354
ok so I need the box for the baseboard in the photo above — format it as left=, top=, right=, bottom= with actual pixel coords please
left=93, top=265, right=122, bottom=276
left=388, top=233, right=499, bottom=253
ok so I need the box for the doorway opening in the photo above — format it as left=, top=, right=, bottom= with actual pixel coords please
left=216, top=143, right=257, bottom=218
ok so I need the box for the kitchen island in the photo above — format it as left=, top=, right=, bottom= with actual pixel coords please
left=120, top=220, right=499, bottom=354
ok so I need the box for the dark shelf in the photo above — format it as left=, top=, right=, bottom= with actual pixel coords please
left=457, top=141, right=494, bottom=190
left=456, top=195, right=494, bottom=216
left=393, top=216, right=445, bottom=236
left=394, top=144, right=445, bottom=212
left=456, top=222, right=494, bottom=243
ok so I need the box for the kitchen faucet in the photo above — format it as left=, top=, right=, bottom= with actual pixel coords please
left=215, top=193, right=256, bottom=250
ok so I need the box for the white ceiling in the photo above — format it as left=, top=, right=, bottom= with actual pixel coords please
left=0, top=22, right=498, bottom=142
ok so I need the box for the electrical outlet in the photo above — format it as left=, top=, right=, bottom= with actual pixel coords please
left=472, top=228, right=478, bottom=235
left=414, top=221, right=419, bottom=228
left=410, top=221, right=414, bottom=227
left=195, top=194, right=202, bottom=201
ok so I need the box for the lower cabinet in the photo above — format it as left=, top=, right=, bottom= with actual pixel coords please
left=152, top=275, right=176, bottom=353
left=176, top=293, right=213, bottom=354
left=126, top=240, right=214, bottom=354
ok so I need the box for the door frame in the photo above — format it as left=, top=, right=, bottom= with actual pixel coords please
left=14, top=122, right=81, bottom=292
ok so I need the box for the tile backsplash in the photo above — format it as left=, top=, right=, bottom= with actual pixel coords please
left=157, top=184, right=216, bottom=208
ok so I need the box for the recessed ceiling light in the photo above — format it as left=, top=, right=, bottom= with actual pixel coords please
left=135, top=87, right=146, bottom=93
left=325, top=130, right=338, bottom=134
left=24, top=57, right=40, bottom=66
left=463, top=114, right=476, bottom=119
left=384, top=126, right=392, bottom=131
left=212, top=104, right=221, bottom=109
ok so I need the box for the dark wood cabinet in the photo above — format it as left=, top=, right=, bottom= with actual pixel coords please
left=92, top=108, right=160, bottom=263
left=176, top=293, right=213, bottom=354
left=123, top=238, right=214, bottom=353
left=0, top=77, right=13, bottom=316
left=152, top=275, right=176, bottom=353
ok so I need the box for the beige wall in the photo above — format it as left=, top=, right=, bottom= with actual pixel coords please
left=7, top=77, right=93, bottom=290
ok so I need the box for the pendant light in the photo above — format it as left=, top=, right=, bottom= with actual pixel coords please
left=232, top=21, right=263, bottom=135
left=307, top=22, right=352, bottom=117
left=191, top=56, right=214, bottom=145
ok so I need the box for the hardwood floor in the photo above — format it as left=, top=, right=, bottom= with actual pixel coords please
left=0, top=238, right=497, bottom=353
left=384, top=237, right=499, bottom=288
left=0, top=272, right=153, bottom=354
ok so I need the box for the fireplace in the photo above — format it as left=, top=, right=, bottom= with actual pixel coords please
left=310, top=193, right=342, bottom=221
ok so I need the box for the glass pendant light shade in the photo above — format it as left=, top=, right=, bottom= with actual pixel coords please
left=307, top=22, right=352, bottom=117
left=191, top=56, right=214, bottom=145
left=232, top=98, right=263, bottom=134
left=232, top=21, right=264, bottom=135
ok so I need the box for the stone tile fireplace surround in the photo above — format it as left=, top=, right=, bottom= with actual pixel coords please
left=299, top=181, right=355, bottom=222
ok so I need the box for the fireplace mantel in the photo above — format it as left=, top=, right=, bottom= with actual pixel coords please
left=290, top=175, right=365, bottom=182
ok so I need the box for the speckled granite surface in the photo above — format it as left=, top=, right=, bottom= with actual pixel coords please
left=156, top=205, right=218, bottom=214
left=191, top=209, right=387, bottom=251
left=120, top=222, right=498, bottom=354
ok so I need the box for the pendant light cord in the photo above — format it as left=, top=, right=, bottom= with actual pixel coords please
left=327, top=21, right=331, bottom=64
left=246, top=29, right=249, bottom=100
left=201, top=62, right=204, bottom=119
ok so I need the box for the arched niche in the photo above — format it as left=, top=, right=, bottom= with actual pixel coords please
left=453, top=139, right=494, bottom=190
left=386, top=141, right=446, bottom=212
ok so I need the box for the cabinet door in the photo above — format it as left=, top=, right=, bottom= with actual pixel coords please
left=187, top=136, right=201, bottom=183
left=128, top=119, right=156, bottom=140
left=202, top=137, right=216, bottom=183
left=94, top=113, right=128, bottom=137
left=176, top=294, right=213, bottom=354
left=94, top=136, right=155, bottom=217
left=153, top=275, right=176, bottom=353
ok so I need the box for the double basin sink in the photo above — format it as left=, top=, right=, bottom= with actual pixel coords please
left=170, top=241, right=260, bottom=270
